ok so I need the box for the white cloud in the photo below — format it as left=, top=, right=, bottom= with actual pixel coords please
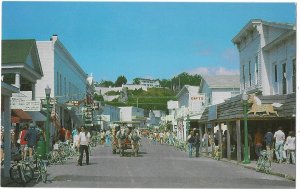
left=188, top=66, right=239, bottom=76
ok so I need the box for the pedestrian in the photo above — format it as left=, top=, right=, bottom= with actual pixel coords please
left=274, top=126, right=285, bottom=163
left=100, top=130, right=105, bottom=145
left=18, top=124, right=28, bottom=160
left=222, top=131, right=227, bottom=158
left=77, top=126, right=91, bottom=166
left=254, top=128, right=263, bottom=159
left=59, top=127, right=66, bottom=142
left=159, top=131, right=164, bottom=144
left=284, top=131, right=296, bottom=164
left=73, top=128, right=80, bottom=151
left=194, top=132, right=201, bottom=157
left=187, top=131, right=195, bottom=158
left=105, top=129, right=111, bottom=146
left=264, top=128, right=274, bottom=162
left=24, top=123, right=38, bottom=161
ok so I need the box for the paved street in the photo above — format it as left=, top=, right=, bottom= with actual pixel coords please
left=3, top=138, right=296, bottom=188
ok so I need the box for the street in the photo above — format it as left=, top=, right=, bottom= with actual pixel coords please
left=4, top=138, right=289, bottom=188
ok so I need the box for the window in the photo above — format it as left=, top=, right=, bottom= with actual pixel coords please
left=255, top=55, right=259, bottom=85
left=249, top=61, right=252, bottom=86
left=282, top=63, right=287, bottom=94
left=274, top=65, right=278, bottom=82
left=292, top=59, right=296, bottom=92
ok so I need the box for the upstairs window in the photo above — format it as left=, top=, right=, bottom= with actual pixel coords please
left=274, top=65, right=278, bottom=82
left=255, top=55, right=259, bottom=85
left=242, top=65, right=246, bottom=89
left=249, top=61, right=252, bottom=86
left=282, top=63, right=287, bottom=94
left=293, top=59, right=296, bottom=92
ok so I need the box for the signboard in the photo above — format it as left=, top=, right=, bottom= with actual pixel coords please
left=11, top=97, right=41, bottom=111
left=41, top=98, right=55, bottom=112
left=208, top=105, right=217, bottom=121
left=167, top=100, right=178, bottom=110
left=190, top=94, right=206, bottom=112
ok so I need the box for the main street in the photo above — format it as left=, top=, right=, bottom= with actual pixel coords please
left=25, top=138, right=295, bottom=188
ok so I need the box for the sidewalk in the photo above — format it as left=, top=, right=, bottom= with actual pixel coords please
left=204, top=154, right=296, bottom=181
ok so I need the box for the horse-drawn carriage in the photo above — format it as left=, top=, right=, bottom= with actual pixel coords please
left=112, top=121, right=141, bottom=157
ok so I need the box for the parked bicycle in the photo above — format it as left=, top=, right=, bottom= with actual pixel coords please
left=256, top=150, right=271, bottom=174
left=9, top=155, right=34, bottom=185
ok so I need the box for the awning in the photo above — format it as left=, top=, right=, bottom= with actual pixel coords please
left=11, top=109, right=32, bottom=123
left=26, top=111, right=46, bottom=122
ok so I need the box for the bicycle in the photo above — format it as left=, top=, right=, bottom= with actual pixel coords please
left=256, top=150, right=271, bottom=174
left=34, top=155, right=48, bottom=183
left=9, top=156, right=34, bottom=185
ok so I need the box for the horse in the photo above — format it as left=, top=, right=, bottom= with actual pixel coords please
left=116, top=128, right=127, bottom=156
left=247, top=94, right=282, bottom=116
left=130, top=129, right=141, bottom=157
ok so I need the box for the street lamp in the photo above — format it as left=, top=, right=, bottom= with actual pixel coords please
left=45, top=85, right=51, bottom=154
left=242, top=91, right=250, bottom=164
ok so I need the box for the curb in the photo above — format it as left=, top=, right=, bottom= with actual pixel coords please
left=202, top=154, right=296, bottom=182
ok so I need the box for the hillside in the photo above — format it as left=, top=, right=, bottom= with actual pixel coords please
left=105, top=88, right=176, bottom=112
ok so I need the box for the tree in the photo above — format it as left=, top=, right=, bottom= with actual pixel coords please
left=133, top=78, right=141, bottom=85
left=115, top=75, right=127, bottom=87
left=99, top=80, right=114, bottom=87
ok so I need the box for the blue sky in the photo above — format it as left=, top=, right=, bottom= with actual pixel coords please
left=2, top=2, right=296, bottom=83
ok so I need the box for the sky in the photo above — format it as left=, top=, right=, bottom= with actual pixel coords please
left=2, top=1, right=296, bottom=83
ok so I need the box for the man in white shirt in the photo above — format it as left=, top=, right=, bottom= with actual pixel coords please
left=274, top=127, right=285, bottom=163
left=77, top=126, right=91, bottom=166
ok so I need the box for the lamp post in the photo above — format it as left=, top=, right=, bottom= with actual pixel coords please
left=242, top=91, right=250, bottom=164
left=45, top=85, right=51, bottom=154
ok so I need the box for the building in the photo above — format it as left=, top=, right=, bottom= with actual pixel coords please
left=1, top=39, right=44, bottom=177
left=100, top=104, right=120, bottom=130
left=200, top=75, right=240, bottom=106
left=198, top=19, right=296, bottom=162
left=136, top=78, right=160, bottom=88
left=119, top=106, right=147, bottom=127
left=35, top=35, right=87, bottom=138
left=232, top=19, right=296, bottom=95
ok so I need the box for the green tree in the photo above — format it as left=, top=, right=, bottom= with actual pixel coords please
left=93, top=93, right=104, bottom=102
left=133, top=78, right=141, bottom=85
left=99, top=80, right=115, bottom=87
left=115, top=75, right=127, bottom=87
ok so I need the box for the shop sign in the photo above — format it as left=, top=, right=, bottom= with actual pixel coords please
left=11, top=97, right=41, bottom=111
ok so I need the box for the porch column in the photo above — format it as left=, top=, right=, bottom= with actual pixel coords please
left=205, top=123, right=208, bottom=155
left=236, top=120, right=242, bottom=163
left=32, top=82, right=36, bottom=100
left=3, top=96, right=11, bottom=177
left=226, top=121, right=231, bottom=160
left=14, top=73, right=20, bottom=88
left=218, top=123, right=222, bottom=158
left=211, top=122, right=215, bottom=156
left=199, top=122, right=202, bottom=156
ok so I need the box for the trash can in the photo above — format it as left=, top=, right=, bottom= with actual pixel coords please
left=36, top=140, right=46, bottom=158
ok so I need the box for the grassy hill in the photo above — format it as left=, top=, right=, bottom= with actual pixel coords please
left=105, top=88, right=176, bottom=112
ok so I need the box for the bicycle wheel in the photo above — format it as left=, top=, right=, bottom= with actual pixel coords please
left=41, top=161, right=48, bottom=183
left=23, top=164, right=34, bottom=183
left=10, top=164, right=23, bottom=184
left=264, top=159, right=272, bottom=174
left=256, top=157, right=263, bottom=172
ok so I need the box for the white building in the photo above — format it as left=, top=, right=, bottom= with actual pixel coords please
left=119, top=106, right=146, bottom=127
left=35, top=35, right=87, bottom=133
left=137, top=78, right=160, bottom=88
left=199, top=75, right=240, bottom=106
left=232, top=19, right=296, bottom=95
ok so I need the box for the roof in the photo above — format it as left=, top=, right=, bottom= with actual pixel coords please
left=176, top=85, right=200, bottom=98
left=263, top=30, right=296, bottom=51
left=2, top=39, right=43, bottom=76
left=201, top=75, right=240, bottom=89
left=232, top=19, right=295, bottom=44
left=2, top=39, right=35, bottom=64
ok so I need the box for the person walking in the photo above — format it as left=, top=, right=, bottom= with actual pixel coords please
left=254, top=128, right=263, bottom=159
left=274, top=126, right=285, bottom=163
left=18, top=124, right=28, bottom=160
left=194, top=132, right=202, bottom=157
left=77, top=126, right=91, bottom=166
left=24, top=123, right=38, bottom=161
left=187, top=131, right=195, bottom=158
left=284, top=131, right=296, bottom=164
left=264, top=128, right=274, bottom=162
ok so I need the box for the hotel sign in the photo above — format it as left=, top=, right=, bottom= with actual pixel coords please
left=11, top=97, right=41, bottom=111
